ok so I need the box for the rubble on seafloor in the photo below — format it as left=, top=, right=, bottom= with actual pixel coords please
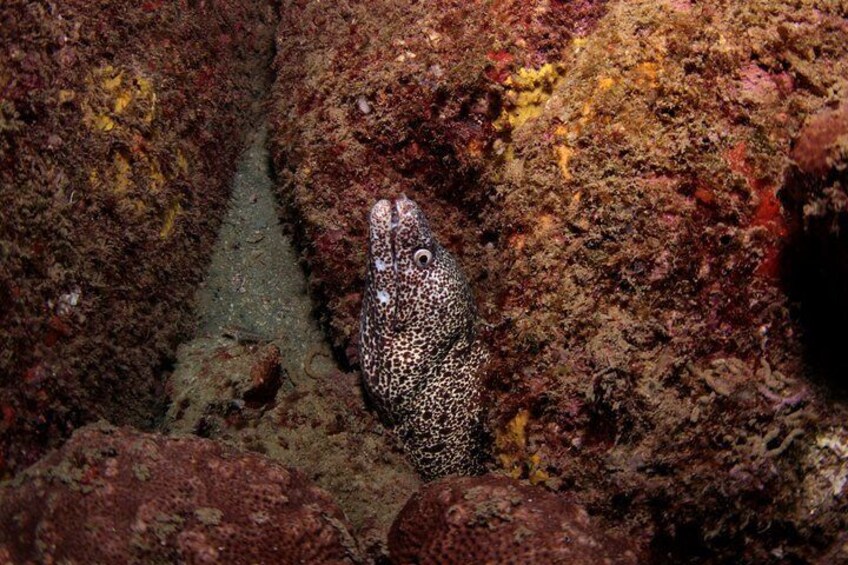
left=163, top=337, right=421, bottom=559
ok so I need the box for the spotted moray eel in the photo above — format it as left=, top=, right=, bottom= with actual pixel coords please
left=360, top=195, right=487, bottom=479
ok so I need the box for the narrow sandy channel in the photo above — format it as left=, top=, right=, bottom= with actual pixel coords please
left=163, top=125, right=420, bottom=558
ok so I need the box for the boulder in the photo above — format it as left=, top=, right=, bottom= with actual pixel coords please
left=0, top=423, right=362, bottom=564
left=389, top=475, right=640, bottom=564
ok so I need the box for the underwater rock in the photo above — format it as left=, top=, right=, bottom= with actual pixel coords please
left=0, top=423, right=362, bottom=564
left=0, top=0, right=278, bottom=476
left=271, top=0, right=848, bottom=560
left=388, top=475, right=640, bottom=564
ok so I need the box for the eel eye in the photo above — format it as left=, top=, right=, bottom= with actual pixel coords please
left=413, top=248, right=433, bottom=267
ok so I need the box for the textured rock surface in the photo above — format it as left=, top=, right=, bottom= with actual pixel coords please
left=389, top=475, right=640, bottom=564
left=0, top=0, right=277, bottom=476
left=0, top=423, right=362, bottom=564
left=270, top=0, right=848, bottom=560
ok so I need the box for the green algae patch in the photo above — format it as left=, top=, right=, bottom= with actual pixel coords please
left=132, top=464, right=151, bottom=482
left=195, top=507, right=224, bottom=527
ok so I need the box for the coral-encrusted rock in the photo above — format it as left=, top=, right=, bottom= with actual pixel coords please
left=388, top=475, right=639, bottom=564
left=272, top=1, right=848, bottom=560
left=789, top=102, right=848, bottom=177
left=0, top=423, right=361, bottom=564
left=0, top=0, right=278, bottom=476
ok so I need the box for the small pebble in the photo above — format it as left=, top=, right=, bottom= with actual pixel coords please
left=356, top=96, right=371, bottom=114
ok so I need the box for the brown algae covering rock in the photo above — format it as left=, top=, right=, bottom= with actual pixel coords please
left=0, top=423, right=362, bottom=564
left=270, top=0, right=848, bottom=561
left=0, top=0, right=277, bottom=475
left=388, top=475, right=639, bottom=564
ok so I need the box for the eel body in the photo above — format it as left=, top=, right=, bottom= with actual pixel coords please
left=359, top=196, right=486, bottom=479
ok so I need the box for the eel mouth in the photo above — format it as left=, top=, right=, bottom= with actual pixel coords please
left=369, top=194, right=431, bottom=275
left=390, top=198, right=400, bottom=266
left=389, top=201, right=399, bottom=275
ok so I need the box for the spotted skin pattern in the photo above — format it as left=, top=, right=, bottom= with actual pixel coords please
left=360, top=196, right=487, bottom=480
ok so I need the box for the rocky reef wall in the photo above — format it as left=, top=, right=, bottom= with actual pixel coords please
left=270, top=0, right=848, bottom=561
left=0, top=0, right=278, bottom=476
